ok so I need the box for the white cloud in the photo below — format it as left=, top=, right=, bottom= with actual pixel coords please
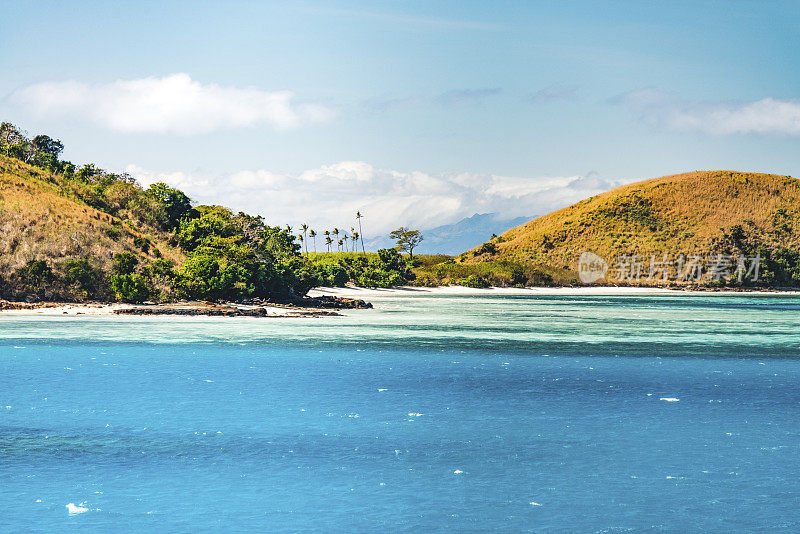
left=126, top=161, right=618, bottom=236
left=666, top=98, right=800, bottom=135
left=11, top=73, right=336, bottom=134
left=615, top=89, right=800, bottom=135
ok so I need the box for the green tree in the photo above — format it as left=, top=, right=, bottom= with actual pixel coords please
left=309, top=229, right=317, bottom=253
left=389, top=227, right=424, bottom=258
left=177, top=213, right=236, bottom=251
left=62, top=258, right=101, bottom=294
left=300, top=224, right=309, bottom=257
left=0, top=122, right=25, bottom=157
left=112, top=252, right=139, bottom=275
left=16, top=260, right=53, bottom=287
left=31, top=134, right=64, bottom=159
left=146, top=182, right=195, bottom=230
left=111, top=273, right=153, bottom=303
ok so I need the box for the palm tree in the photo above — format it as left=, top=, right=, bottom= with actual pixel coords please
left=300, top=224, right=309, bottom=257
left=309, top=229, right=317, bottom=253
left=338, top=238, right=344, bottom=251
left=332, top=228, right=339, bottom=249
left=325, top=235, right=333, bottom=252
left=323, top=229, right=330, bottom=250
left=352, top=232, right=358, bottom=251
left=356, top=211, right=366, bottom=256
left=342, top=231, right=349, bottom=251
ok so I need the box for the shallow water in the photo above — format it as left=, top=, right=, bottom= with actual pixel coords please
left=2, top=293, right=800, bottom=531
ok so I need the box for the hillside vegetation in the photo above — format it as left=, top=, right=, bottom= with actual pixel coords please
left=0, top=157, right=183, bottom=272
left=0, top=122, right=416, bottom=302
left=463, top=171, right=800, bottom=287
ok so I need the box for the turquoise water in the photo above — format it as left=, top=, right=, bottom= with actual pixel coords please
left=2, top=293, right=800, bottom=532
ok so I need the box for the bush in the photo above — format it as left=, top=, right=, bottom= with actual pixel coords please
left=474, top=242, right=498, bottom=256
left=105, top=227, right=120, bottom=240
left=460, top=274, right=492, bottom=288
left=110, top=273, right=153, bottom=303
left=112, top=252, right=139, bottom=275
left=133, top=236, right=151, bottom=253
left=16, top=260, right=53, bottom=286
left=61, top=258, right=101, bottom=294
left=177, top=214, right=234, bottom=251
left=316, top=262, right=349, bottom=286
left=175, top=244, right=274, bottom=301
left=146, top=182, right=195, bottom=230
left=144, top=258, right=175, bottom=279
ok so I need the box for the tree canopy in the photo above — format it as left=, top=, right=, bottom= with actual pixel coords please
left=390, top=227, right=424, bottom=258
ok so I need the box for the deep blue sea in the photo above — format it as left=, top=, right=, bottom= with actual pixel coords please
left=2, top=292, right=800, bottom=532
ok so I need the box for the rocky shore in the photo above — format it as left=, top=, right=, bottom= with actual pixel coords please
left=0, top=295, right=373, bottom=317
left=113, top=302, right=341, bottom=318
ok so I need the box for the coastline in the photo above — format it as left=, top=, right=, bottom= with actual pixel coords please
left=0, top=300, right=350, bottom=318
left=308, top=285, right=800, bottom=297
left=3, top=284, right=799, bottom=317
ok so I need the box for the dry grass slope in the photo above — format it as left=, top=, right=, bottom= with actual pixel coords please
left=0, top=156, right=184, bottom=274
left=467, top=170, right=800, bottom=282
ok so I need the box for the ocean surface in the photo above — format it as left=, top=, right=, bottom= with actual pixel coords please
left=2, top=292, right=800, bottom=532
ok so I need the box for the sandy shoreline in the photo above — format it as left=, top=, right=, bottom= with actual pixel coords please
left=308, top=285, right=800, bottom=297
left=2, top=285, right=797, bottom=317
left=0, top=302, right=343, bottom=317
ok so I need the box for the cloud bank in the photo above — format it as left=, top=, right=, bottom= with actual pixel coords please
left=616, top=89, right=800, bottom=135
left=127, top=161, right=618, bottom=235
left=10, top=73, right=335, bottom=134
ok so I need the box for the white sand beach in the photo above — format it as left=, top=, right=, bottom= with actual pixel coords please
left=308, top=285, right=800, bottom=298
left=0, top=302, right=334, bottom=317
left=3, top=285, right=797, bottom=317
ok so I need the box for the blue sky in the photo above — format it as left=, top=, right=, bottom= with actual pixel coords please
left=1, top=0, right=798, bottom=234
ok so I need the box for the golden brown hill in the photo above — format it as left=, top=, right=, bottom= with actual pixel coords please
left=466, top=170, right=800, bottom=284
left=0, top=155, right=184, bottom=275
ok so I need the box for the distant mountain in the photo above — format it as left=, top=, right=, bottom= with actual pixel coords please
left=364, top=213, right=531, bottom=255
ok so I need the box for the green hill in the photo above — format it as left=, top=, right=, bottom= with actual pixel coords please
left=0, top=155, right=187, bottom=300
left=0, top=121, right=418, bottom=302
left=462, top=170, right=800, bottom=287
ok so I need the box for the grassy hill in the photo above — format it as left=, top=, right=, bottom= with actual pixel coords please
left=0, top=120, right=420, bottom=302
left=461, top=170, right=800, bottom=287
left=0, top=156, right=182, bottom=271
left=4, top=122, right=797, bottom=295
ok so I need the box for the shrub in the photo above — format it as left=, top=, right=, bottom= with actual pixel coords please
left=110, top=273, right=153, bottom=303
left=460, top=274, right=491, bottom=288
left=146, top=182, right=195, bottom=230
left=175, top=244, right=274, bottom=301
left=144, top=258, right=175, bottom=279
left=112, top=251, right=139, bottom=275
left=474, top=242, right=498, bottom=256
left=316, top=262, right=349, bottom=286
left=16, top=260, right=53, bottom=286
left=133, top=236, right=151, bottom=253
left=105, top=227, right=120, bottom=241
left=61, top=258, right=101, bottom=293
